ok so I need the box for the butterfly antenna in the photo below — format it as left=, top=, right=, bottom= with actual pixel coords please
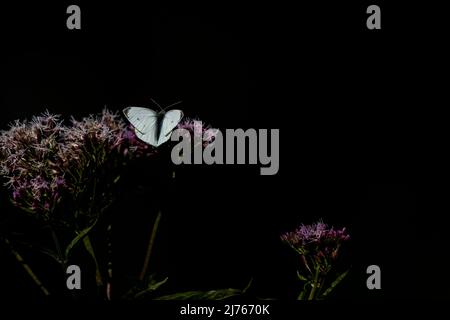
left=163, top=100, right=182, bottom=111
left=150, top=98, right=164, bottom=112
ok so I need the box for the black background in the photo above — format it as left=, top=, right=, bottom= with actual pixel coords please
left=0, top=1, right=449, bottom=304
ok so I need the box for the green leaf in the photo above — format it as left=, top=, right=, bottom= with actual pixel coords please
left=121, top=274, right=167, bottom=299
left=11, top=239, right=61, bottom=263
left=296, top=270, right=308, bottom=281
left=133, top=277, right=169, bottom=299
left=30, top=244, right=61, bottom=263
left=83, top=235, right=103, bottom=286
left=155, top=280, right=252, bottom=300
left=155, top=288, right=242, bottom=300
left=320, top=269, right=349, bottom=299
left=64, top=219, right=97, bottom=259
left=242, top=278, right=253, bottom=294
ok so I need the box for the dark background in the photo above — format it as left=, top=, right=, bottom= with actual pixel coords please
left=0, top=1, right=448, bottom=302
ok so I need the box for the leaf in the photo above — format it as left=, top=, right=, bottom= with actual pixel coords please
left=242, top=278, right=253, bottom=294
left=40, top=248, right=61, bottom=263
left=155, top=288, right=242, bottom=300
left=83, top=235, right=103, bottom=286
left=122, top=284, right=143, bottom=300
left=21, top=241, right=61, bottom=264
left=133, top=277, right=169, bottom=299
left=64, top=219, right=97, bottom=259
left=320, top=269, right=349, bottom=299
left=121, top=274, right=166, bottom=299
left=296, top=270, right=308, bottom=282
left=139, top=211, right=162, bottom=281
left=155, top=280, right=252, bottom=300
left=16, top=204, right=36, bottom=214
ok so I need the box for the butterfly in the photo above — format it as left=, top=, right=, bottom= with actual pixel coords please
left=123, top=99, right=183, bottom=147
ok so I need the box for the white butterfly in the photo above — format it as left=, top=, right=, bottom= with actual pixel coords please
left=123, top=100, right=183, bottom=147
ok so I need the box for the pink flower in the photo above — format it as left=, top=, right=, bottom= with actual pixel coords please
left=177, top=118, right=217, bottom=146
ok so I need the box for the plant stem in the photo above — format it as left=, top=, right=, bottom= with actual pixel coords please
left=139, top=210, right=162, bottom=281
left=50, top=227, right=66, bottom=270
left=106, top=224, right=112, bottom=300
left=83, top=235, right=103, bottom=287
left=3, top=238, right=50, bottom=296
left=316, top=275, right=326, bottom=298
left=308, top=266, right=320, bottom=300
left=302, top=255, right=313, bottom=275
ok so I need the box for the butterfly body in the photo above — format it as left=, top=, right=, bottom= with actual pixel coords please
left=123, top=106, right=183, bottom=147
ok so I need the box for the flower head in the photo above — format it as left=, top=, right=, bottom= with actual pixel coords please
left=0, top=112, right=65, bottom=219
left=281, top=220, right=350, bottom=267
left=281, top=221, right=350, bottom=246
left=176, top=118, right=217, bottom=147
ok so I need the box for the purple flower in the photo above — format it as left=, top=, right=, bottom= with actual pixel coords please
left=281, top=221, right=350, bottom=247
left=119, top=125, right=155, bottom=158
left=12, top=189, right=21, bottom=200
left=281, top=220, right=350, bottom=265
left=54, top=177, right=66, bottom=188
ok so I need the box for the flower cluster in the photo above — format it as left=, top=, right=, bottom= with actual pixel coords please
left=281, top=221, right=350, bottom=273
left=0, top=112, right=66, bottom=218
left=281, top=221, right=350, bottom=248
left=0, top=109, right=155, bottom=221
left=281, top=220, right=350, bottom=300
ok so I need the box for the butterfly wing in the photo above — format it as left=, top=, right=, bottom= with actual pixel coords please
left=135, top=128, right=159, bottom=147
left=123, top=107, right=158, bottom=134
left=157, top=110, right=184, bottom=146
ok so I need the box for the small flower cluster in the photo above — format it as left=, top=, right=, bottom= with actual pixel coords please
left=176, top=118, right=217, bottom=147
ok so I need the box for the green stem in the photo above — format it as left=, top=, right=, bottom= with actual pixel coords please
left=308, top=265, right=320, bottom=300
left=81, top=173, right=104, bottom=288
left=139, top=210, right=162, bottom=281
left=50, top=228, right=66, bottom=270
left=316, top=274, right=326, bottom=298
left=82, top=235, right=103, bottom=287
left=301, top=255, right=313, bottom=275
left=3, top=238, right=50, bottom=296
